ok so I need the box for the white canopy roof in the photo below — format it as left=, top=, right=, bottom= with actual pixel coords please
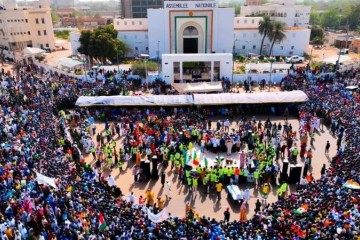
left=23, top=47, right=45, bottom=56
left=172, top=82, right=223, bottom=93
left=193, top=91, right=308, bottom=105
left=57, top=58, right=83, bottom=69
left=76, top=91, right=308, bottom=107
left=76, top=95, right=194, bottom=107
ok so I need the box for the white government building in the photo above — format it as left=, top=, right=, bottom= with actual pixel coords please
left=0, top=0, right=55, bottom=52
left=71, top=0, right=311, bottom=84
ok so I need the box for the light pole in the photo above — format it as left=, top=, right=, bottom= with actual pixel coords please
left=232, top=39, right=239, bottom=83
left=157, top=40, right=160, bottom=62
left=269, top=59, right=274, bottom=92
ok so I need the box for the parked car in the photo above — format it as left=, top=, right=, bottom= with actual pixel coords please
left=340, top=48, right=349, bottom=55
left=285, top=55, right=305, bottom=63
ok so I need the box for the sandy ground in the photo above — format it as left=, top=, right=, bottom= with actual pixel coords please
left=83, top=115, right=337, bottom=222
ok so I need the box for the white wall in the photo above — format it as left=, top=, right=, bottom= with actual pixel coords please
left=118, top=32, right=148, bottom=57
left=233, top=73, right=287, bottom=83
left=213, top=8, right=234, bottom=54
left=70, top=31, right=80, bottom=55
left=234, top=28, right=310, bottom=56
left=148, top=9, right=167, bottom=58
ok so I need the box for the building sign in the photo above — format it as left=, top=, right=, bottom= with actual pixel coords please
left=164, top=1, right=217, bottom=9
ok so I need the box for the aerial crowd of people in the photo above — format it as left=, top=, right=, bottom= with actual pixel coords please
left=0, top=62, right=359, bottom=239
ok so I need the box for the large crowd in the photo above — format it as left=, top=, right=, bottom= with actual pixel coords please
left=0, top=61, right=359, bottom=239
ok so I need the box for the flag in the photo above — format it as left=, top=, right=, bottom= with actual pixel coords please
left=96, top=58, right=102, bottom=66
left=98, top=212, right=107, bottom=230
left=203, top=157, right=208, bottom=168
left=106, top=58, right=112, bottom=65
left=294, top=204, right=308, bottom=215
left=92, top=57, right=97, bottom=64
left=193, top=151, right=199, bottom=166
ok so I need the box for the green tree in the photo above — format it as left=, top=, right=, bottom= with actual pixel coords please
left=311, top=36, right=325, bottom=48
left=343, top=2, right=360, bottom=30
left=51, top=9, right=60, bottom=25
left=78, top=30, right=92, bottom=56
left=310, top=26, right=324, bottom=41
left=131, top=61, right=158, bottom=78
left=258, top=16, right=273, bottom=56
left=320, top=8, right=342, bottom=30
left=55, top=30, right=70, bottom=40
left=309, top=10, right=321, bottom=25
left=78, top=25, right=129, bottom=60
left=268, top=21, right=286, bottom=56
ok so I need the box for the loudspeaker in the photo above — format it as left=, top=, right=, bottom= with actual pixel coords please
left=141, top=160, right=151, bottom=179
left=151, top=156, right=159, bottom=179
left=288, top=164, right=302, bottom=184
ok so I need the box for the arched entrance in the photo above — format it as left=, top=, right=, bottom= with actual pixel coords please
left=183, top=26, right=199, bottom=53
left=177, top=21, right=205, bottom=54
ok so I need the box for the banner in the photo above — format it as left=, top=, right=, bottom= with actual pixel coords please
left=147, top=71, right=159, bottom=76
left=35, top=172, right=58, bottom=190
left=147, top=208, right=169, bottom=223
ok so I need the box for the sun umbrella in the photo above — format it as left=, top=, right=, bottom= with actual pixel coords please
left=343, top=180, right=360, bottom=190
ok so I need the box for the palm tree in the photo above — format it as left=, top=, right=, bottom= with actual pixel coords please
left=258, top=16, right=273, bottom=56
left=268, top=21, right=286, bottom=56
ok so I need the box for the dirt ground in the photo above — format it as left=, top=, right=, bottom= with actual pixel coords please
left=83, top=115, right=337, bottom=222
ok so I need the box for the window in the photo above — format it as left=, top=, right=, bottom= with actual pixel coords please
left=38, top=30, right=41, bottom=36
left=43, top=30, right=47, bottom=35
left=21, top=19, right=24, bottom=22
left=40, top=44, right=43, bottom=49
left=28, top=31, right=30, bottom=35
left=25, top=19, right=28, bottom=23
left=183, top=26, right=198, bottom=36
left=46, top=43, right=49, bottom=47
left=280, top=46, right=284, bottom=50
left=291, top=46, right=294, bottom=50
left=139, top=21, right=142, bottom=25
left=135, top=47, right=138, bottom=50
left=145, top=47, right=148, bottom=51
left=253, top=45, right=256, bottom=50
left=36, top=18, right=39, bottom=24
left=41, top=18, right=45, bottom=24
left=242, top=45, right=246, bottom=50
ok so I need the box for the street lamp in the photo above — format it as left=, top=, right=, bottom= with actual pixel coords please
left=269, top=58, right=275, bottom=92
left=232, top=39, right=240, bottom=83
left=157, top=40, right=160, bottom=62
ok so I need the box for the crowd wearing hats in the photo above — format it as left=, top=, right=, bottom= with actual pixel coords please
left=0, top=61, right=360, bottom=239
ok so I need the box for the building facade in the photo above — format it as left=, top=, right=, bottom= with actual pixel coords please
left=120, top=0, right=165, bottom=18
left=0, top=0, right=55, bottom=51
left=71, top=0, right=311, bottom=83
left=240, top=0, right=311, bottom=28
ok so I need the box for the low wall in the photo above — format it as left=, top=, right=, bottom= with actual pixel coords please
left=233, top=73, right=288, bottom=83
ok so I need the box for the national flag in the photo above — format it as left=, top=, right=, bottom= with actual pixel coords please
left=106, top=58, right=112, bottom=65
left=98, top=212, right=107, bottom=230
left=203, top=157, right=208, bottom=168
left=294, top=204, right=308, bottom=215
left=193, top=151, right=199, bottom=166
left=92, top=57, right=97, bottom=64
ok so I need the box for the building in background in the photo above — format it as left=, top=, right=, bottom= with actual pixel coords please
left=71, top=0, right=311, bottom=83
left=240, top=0, right=311, bottom=28
left=51, top=0, right=77, bottom=8
left=119, top=0, right=165, bottom=18
left=0, top=0, right=55, bottom=51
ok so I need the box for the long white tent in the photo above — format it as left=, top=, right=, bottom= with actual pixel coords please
left=76, top=95, right=194, bottom=106
left=193, top=91, right=308, bottom=105
left=76, top=91, right=308, bottom=107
